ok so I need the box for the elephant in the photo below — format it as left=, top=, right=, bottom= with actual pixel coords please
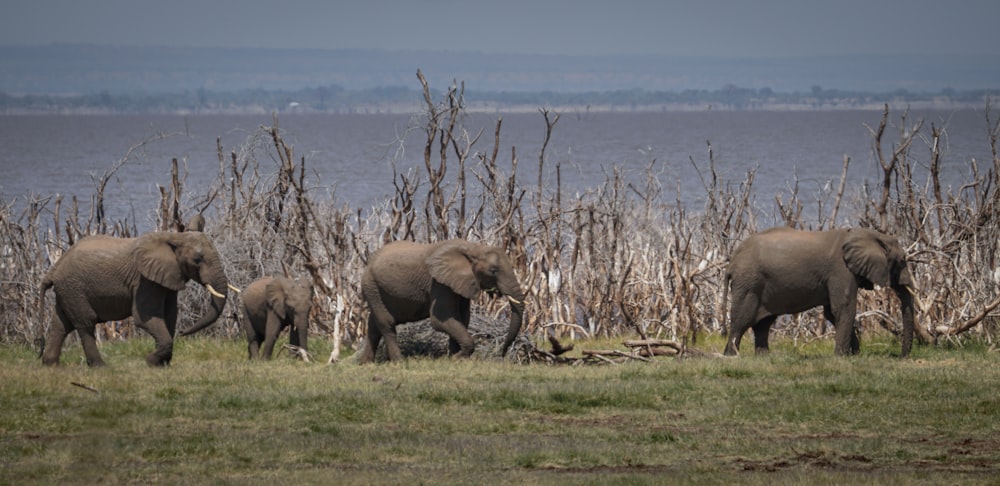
left=358, top=239, right=526, bottom=364
left=234, top=276, right=312, bottom=360
left=184, top=213, right=206, bottom=232
left=723, top=227, right=916, bottom=357
left=39, top=231, right=229, bottom=367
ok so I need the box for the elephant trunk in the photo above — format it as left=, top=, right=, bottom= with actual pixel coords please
left=893, top=265, right=917, bottom=357
left=499, top=281, right=526, bottom=356
left=179, top=273, right=229, bottom=336
left=895, top=286, right=915, bottom=358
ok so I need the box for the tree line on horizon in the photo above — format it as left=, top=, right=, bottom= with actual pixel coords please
left=1, top=84, right=996, bottom=114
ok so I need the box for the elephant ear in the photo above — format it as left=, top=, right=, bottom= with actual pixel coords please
left=842, top=230, right=891, bottom=288
left=426, top=241, right=481, bottom=299
left=266, top=279, right=287, bottom=320
left=134, top=233, right=187, bottom=291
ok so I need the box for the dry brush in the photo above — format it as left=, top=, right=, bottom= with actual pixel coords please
left=3, top=75, right=1000, bottom=357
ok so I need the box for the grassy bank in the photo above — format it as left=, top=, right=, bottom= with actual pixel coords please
left=2, top=336, right=999, bottom=484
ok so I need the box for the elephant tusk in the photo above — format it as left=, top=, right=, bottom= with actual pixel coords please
left=205, top=284, right=226, bottom=299
left=228, top=283, right=242, bottom=294
left=507, top=295, right=523, bottom=305
left=904, top=285, right=926, bottom=313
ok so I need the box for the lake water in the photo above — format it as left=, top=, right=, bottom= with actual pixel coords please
left=0, top=109, right=993, bottom=231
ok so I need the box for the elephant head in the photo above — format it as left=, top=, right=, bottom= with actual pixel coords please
left=842, top=228, right=916, bottom=356
left=427, top=240, right=526, bottom=356
left=184, top=213, right=206, bottom=232
left=266, top=277, right=312, bottom=325
left=142, top=232, right=229, bottom=338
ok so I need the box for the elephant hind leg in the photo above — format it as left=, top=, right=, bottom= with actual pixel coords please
left=41, top=309, right=73, bottom=366
left=725, top=294, right=760, bottom=356
left=359, top=313, right=402, bottom=364
left=752, top=315, right=777, bottom=355
left=380, top=325, right=404, bottom=362
left=79, top=325, right=107, bottom=367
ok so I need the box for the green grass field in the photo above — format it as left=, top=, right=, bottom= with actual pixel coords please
left=2, top=335, right=999, bottom=485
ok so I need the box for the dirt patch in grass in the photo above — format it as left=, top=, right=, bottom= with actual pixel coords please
left=733, top=434, right=1000, bottom=476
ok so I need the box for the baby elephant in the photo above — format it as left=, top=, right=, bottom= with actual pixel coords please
left=241, top=276, right=312, bottom=360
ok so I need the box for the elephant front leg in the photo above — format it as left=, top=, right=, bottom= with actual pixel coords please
left=78, top=325, right=107, bottom=367
left=431, top=298, right=475, bottom=358
left=827, top=297, right=860, bottom=356
left=445, top=298, right=472, bottom=356
left=247, top=335, right=261, bottom=360
left=134, top=284, right=175, bottom=366
left=290, top=322, right=307, bottom=356
left=143, top=324, right=174, bottom=366
left=260, top=313, right=283, bottom=360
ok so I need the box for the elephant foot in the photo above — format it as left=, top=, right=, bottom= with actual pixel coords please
left=146, top=345, right=173, bottom=367
left=41, top=357, right=60, bottom=366
left=357, top=348, right=375, bottom=365
left=754, top=347, right=770, bottom=355
left=86, top=357, right=108, bottom=367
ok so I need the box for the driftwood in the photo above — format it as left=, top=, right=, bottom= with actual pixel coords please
left=941, top=293, right=1000, bottom=337
left=279, top=344, right=313, bottom=362
left=71, top=382, right=100, bottom=394
left=513, top=337, right=721, bottom=365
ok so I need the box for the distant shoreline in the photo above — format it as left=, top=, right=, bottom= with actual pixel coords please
left=0, top=100, right=991, bottom=116
left=0, top=95, right=1000, bottom=116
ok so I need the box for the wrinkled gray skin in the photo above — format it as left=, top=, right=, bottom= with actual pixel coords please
left=724, top=227, right=916, bottom=357
left=39, top=232, right=229, bottom=367
left=359, top=239, right=526, bottom=364
left=237, top=276, right=312, bottom=360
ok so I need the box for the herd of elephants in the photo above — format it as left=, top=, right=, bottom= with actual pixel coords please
left=37, top=213, right=917, bottom=367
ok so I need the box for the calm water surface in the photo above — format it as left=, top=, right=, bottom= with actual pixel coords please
left=0, top=110, right=991, bottom=231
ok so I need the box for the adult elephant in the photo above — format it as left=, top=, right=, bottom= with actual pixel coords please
left=358, top=239, right=526, bottom=364
left=228, top=276, right=312, bottom=360
left=723, top=227, right=917, bottom=357
left=39, top=231, right=229, bottom=367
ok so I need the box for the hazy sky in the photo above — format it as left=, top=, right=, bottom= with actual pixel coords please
left=2, top=0, right=997, bottom=58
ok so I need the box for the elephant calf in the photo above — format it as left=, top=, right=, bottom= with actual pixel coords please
left=238, top=276, right=312, bottom=360
left=724, top=227, right=917, bottom=357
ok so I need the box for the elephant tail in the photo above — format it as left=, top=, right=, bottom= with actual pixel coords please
left=720, top=268, right=731, bottom=339
left=36, top=276, right=54, bottom=358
